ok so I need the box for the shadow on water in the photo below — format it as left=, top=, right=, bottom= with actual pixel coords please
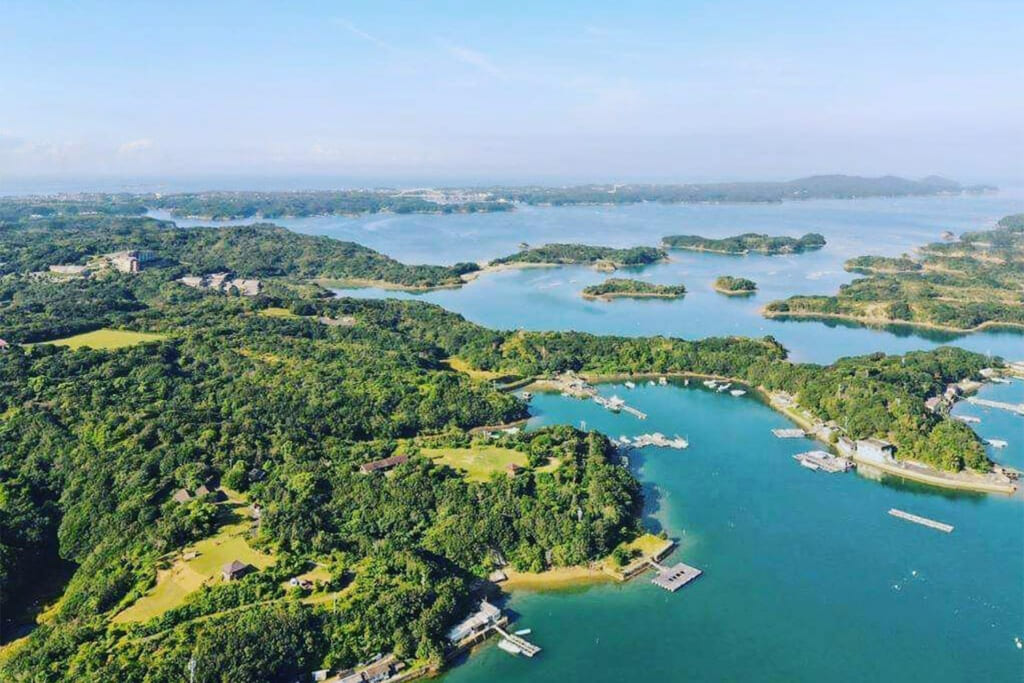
left=856, top=466, right=990, bottom=504
left=770, top=313, right=1024, bottom=345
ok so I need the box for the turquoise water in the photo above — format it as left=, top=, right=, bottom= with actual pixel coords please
left=158, top=195, right=1024, bottom=680
left=444, top=383, right=1024, bottom=682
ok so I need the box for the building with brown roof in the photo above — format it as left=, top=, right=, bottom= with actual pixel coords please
left=222, top=560, right=249, bottom=581
left=359, top=455, right=409, bottom=474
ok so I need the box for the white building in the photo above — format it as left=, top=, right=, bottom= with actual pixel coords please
left=446, top=601, right=501, bottom=643
left=854, top=438, right=896, bottom=465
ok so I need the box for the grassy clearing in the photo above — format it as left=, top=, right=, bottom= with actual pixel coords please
left=39, top=328, right=166, bottom=350
left=598, top=533, right=674, bottom=576
left=259, top=307, right=299, bottom=318
left=443, top=357, right=513, bottom=382
left=113, top=504, right=274, bottom=624
left=422, top=445, right=556, bottom=481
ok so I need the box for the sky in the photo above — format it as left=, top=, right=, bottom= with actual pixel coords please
left=1, top=0, right=1022, bottom=189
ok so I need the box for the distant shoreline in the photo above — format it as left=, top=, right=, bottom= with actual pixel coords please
left=761, top=307, right=1024, bottom=334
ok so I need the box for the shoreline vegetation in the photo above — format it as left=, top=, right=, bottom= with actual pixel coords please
left=581, top=278, right=687, bottom=301
left=713, top=276, right=758, bottom=295
left=766, top=214, right=1024, bottom=331
left=663, top=232, right=826, bottom=255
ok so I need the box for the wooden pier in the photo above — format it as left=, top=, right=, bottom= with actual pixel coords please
left=494, top=626, right=541, bottom=657
left=793, top=450, right=853, bottom=473
left=649, top=560, right=703, bottom=592
left=772, top=428, right=806, bottom=438
left=888, top=509, right=954, bottom=533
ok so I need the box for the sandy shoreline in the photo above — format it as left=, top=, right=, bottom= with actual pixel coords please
left=500, top=566, right=612, bottom=591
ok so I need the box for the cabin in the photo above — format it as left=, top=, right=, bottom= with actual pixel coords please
left=359, top=455, right=409, bottom=474
left=854, top=438, right=896, bottom=465
left=506, top=463, right=523, bottom=477
left=195, top=484, right=211, bottom=497
left=336, top=654, right=400, bottom=683
left=222, top=560, right=250, bottom=581
left=172, top=488, right=192, bottom=504
left=924, top=396, right=943, bottom=413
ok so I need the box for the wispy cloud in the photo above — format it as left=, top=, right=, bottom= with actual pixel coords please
left=440, top=41, right=503, bottom=77
left=333, top=19, right=397, bottom=52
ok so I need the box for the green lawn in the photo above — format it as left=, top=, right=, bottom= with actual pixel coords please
left=422, top=445, right=556, bottom=481
left=259, top=307, right=299, bottom=318
left=40, top=328, right=166, bottom=350
left=113, top=505, right=275, bottom=624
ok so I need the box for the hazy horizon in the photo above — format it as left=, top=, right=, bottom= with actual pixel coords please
left=3, top=1, right=1022, bottom=187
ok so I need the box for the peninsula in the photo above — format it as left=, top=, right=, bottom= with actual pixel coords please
left=713, top=276, right=758, bottom=295
left=582, top=278, right=687, bottom=300
left=662, top=232, right=826, bottom=255
left=765, top=214, right=1024, bottom=331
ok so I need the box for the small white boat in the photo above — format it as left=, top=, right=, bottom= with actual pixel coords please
left=799, top=459, right=820, bottom=471
left=730, top=389, right=746, bottom=397
left=624, top=381, right=636, bottom=389
left=521, top=391, right=533, bottom=400
left=659, top=377, right=668, bottom=385
left=717, top=383, right=731, bottom=392
left=515, top=628, right=532, bottom=636
left=497, top=639, right=522, bottom=655
left=986, top=439, right=1008, bottom=448
left=684, top=378, right=689, bottom=386
left=648, top=380, right=655, bottom=386
left=990, top=377, right=1011, bottom=384
left=703, top=379, right=717, bottom=388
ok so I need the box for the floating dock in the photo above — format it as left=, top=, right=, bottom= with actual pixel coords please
left=793, top=450, right=853, bottom=473
left=965, top=397, right=1024, bottom=416
left=772, top=428, right=806, bottom=439
left=888, top=509, right=954, bottom=533
left=494, top=626, right=541, bottom=657
left=650, top=561, right=703, bottom=592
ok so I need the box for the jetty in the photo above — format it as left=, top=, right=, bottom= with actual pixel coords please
left=953, top=414, right=980, bottom=424
left=772, top=428, right=806, bottom=439
left=593, top=394, right=647, bottom=419
left=494, top=626, right=541, bottom=657
left=965, top=397, right=1024, bottom=416
left=649, top=560, right=703, bottom=592
left=793, top=450, right=853, bottom=473
left=888, top=509, right=954, bottom=533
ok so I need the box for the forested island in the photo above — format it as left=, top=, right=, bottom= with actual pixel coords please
left=0, top=201, right=1008, bottom=680
left=713, top=276, right=758, bottom=294
left=662, top=232, right=826, bottom=255
left=582, top=278, right=687, bottom=300
left=766, top=214, right=1024, bottom=331
left=489, top=243, right=666, bottom=270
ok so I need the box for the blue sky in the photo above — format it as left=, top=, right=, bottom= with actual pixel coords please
left=1, top=0, right=1021, bottom=185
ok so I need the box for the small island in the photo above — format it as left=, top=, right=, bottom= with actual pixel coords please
left=662, top=232, right=826, bottom=255
left=713, top=276, right=757, bottom=295
left=490, top=243, right=667, bottom=271
left=582, top=278, right=687, bottom=301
